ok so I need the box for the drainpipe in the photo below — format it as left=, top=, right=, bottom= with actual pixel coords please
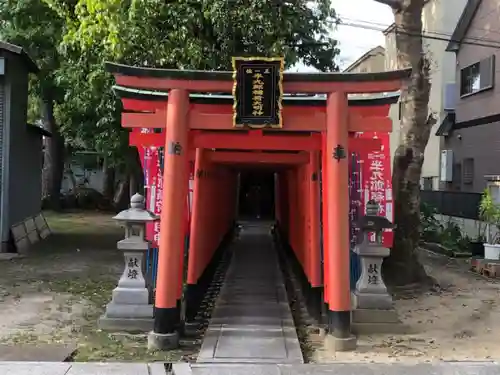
left=0, top=77, right=11, bottom=252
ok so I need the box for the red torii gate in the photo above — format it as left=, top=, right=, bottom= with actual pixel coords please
left=106, top=62, right=407, bottom=351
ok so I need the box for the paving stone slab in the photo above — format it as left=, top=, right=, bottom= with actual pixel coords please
left=191, top=364, right=281, bottom=375
left=214, top=330, right=288, bottom=359
left=0, top=362, right=71, bottom=375
left=149, top=362, right=169, bottom=375
left=217, top=294, right=281, bottom=300
left=207, top=316, right=294, bottom=325
left=214, top=300, right=280, bottom=306
left=5, top=361, right=500, bottom=375
left=66, top=362, right=150, bottom=375
left=278, top=363, right=500, bottom=375
left=210, top=305, right=290, bottom=319
left=0, top=343, right=77, bottom=361
left=189, top=363, right=500, bottom=375
left=197, top=223, right=302, bottom=364
left=172, top=362, right=193, bottom=375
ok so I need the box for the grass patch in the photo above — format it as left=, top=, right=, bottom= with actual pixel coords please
left=0, top=210, right=198, bottom=362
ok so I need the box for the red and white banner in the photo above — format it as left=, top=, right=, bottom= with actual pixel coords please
left=134, top=128, right=161, bottom=246
left=134, top=127, right=194, bottom=247
left=135, top=127, right=392, bottom=248
left=356, top=131, right=394, bottom=248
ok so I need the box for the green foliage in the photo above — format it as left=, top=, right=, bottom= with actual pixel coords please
left=0, top=0, right=62, bottom=75
left=0, top=0, right=64, bottom=121
left=479, top=188, right=500, bottom=244
left=1, top=0, right=340, bottom=167
left=419, top=202, right=470, bottom=252
left=439, top=220, right=466, bottom=251
left=419, top=202, right=441, bottom=242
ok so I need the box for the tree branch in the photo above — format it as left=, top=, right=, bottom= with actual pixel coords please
left=372, top=0, right=402, bottom=10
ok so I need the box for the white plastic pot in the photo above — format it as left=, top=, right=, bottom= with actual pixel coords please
left=484, top=243, right=500, bottom=260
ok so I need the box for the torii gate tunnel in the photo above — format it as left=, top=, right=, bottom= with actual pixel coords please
left=106, top=59, right=408, bottom=349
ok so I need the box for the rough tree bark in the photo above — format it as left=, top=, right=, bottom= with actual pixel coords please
left=373, top=0, right=436, bottom=287
left=41, top=90, right=65, bottom=211
left=102, top=157, right=116, bottom=200
left=112, top=148, right=144, bottom=210
left=128, top=147, right=144, bottom=197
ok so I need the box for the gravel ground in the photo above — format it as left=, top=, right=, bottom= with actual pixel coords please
left=0, top=211, right=199, bottom=362
left=312, top=249, right=500, bottom=363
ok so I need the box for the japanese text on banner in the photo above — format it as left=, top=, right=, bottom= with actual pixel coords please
left=368, top=152, right=386, bottom=216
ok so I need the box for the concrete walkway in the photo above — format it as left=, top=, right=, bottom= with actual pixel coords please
left=4, top=361, right=500, bottom=375
left=180, top=362, right=500, bottom=375
left=197, top=222, right=303, bottom=364
left=0, top=362, right=167, bottom=375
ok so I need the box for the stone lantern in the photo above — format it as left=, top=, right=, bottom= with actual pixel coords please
left=99, top=193, right=159, bottom=332
left=352, top=200, right=393, bottom=309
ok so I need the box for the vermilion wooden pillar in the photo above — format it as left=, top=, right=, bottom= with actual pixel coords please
left=308, top=151, right=321, bottom=287
left=301, top=164, right=310, bottom=282
left=321, top=132, right=329, bottom=312
left=177, top=158, right=191, bottom=326
left=325, top=91, right=356, bottom=350
left=288, top=169, right=298, bottom=259
left=185, top=148, right=206, bottom=326
left=308, top=151, right=322, bottom=320
left=297, top=167, right=303, bottom=269
left=149, top=89, right=189, bottom=350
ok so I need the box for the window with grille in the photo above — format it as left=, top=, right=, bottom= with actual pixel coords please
left=462, top=158, right=474, bottom=185
left=460, top=55, right=495, bottom=97
left=422, top=177, right=433, bottom=190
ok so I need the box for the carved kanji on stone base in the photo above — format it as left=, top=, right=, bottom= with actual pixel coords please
left=99, top=194, right=159, bottom=332
left=351, top=201, right=407, bottom=334
left=353, top=200, right=393, bottom=309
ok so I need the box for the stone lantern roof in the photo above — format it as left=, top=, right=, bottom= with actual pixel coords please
left=113, top=193, right=159, bottom=223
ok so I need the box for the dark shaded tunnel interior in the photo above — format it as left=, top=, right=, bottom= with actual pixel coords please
left=237, top=169, right=276, bottom=220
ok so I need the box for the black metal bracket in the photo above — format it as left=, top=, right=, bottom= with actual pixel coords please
left=332, top=144, right=346, bottom=162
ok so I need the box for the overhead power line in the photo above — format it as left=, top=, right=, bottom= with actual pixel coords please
left=338, top=14, right=500, bottom=42
left=338, top=20, right=500, bottom=50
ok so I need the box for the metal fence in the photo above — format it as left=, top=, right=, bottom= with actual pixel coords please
left=420, top=190, right=482, bottom=220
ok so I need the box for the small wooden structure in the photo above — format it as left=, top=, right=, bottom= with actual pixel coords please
left=0, top=41, right=50, bottom=253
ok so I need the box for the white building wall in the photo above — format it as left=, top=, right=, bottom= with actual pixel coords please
left=384, top=0, right=467, bottom=189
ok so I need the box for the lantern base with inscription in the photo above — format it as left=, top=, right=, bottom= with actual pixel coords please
left=98, top=247, right=154, bottom=332
left=351, top=204, right=408, bottom=334
left=352, top=242, right=393, bottom=310
left=99, top=194, right=157, bottom=332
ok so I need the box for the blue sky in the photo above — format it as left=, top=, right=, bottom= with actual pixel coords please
left=292, top=0, right=394, bottom=71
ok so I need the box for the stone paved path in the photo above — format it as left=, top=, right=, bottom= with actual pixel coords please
left=183, top=362, right=500, bottom=375
left=3, top=361, right=500, bottom=375
left=0, top=362, right=167, bottom=375
left=197, top=222, right=303, bottom=364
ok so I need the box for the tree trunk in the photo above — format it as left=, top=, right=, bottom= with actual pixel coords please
left=102, top=158, right=116, bottom=200
left=66, top=164, right=77, bottom=192
left=127, top=147, right=144, bottom=197
left=113, top=177, right=130, bottom=211
left=374, top=0, right=436, bottom=287
left=129, top=171, right=138, bottom=197
left=41, top=91, right=65, bottom=211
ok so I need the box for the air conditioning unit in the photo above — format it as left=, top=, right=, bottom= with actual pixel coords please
left=440, top=150, right=453, bottom=182
left=444, top=83, right=457, bottom=111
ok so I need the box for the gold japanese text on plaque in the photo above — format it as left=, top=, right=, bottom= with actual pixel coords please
left=232, top=57, right=284, bottom=128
